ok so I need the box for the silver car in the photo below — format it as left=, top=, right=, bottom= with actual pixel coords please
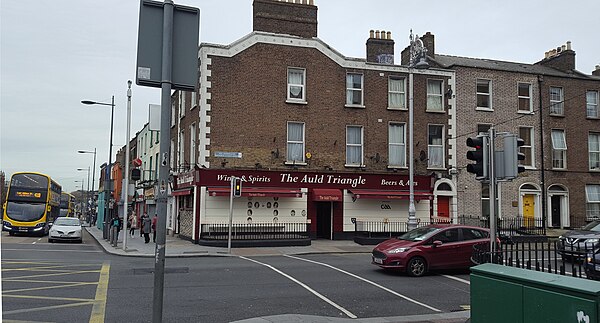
left=558, top=221, right=600, bottom=260
left=48, top=217, right=83, bottom=243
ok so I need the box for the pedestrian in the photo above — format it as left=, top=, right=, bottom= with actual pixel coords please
left=152, top=214, right=158, bottom=243
left=128, top=212, right=137, bottom=238
left=141, top=212, right=147, bottom=237
left=141, top=213, right=151, bottom=243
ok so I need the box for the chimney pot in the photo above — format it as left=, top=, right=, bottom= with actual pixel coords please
left=566, top=41, right=572, bottom=50
left=375, top=30, right=380, bottom=39
left=596, top=65, right=600, bottom=70
left=381, top=30, right=386, bottom=39
left=561, top=45, right=566, bottom=52
left=369, top=30, right=374, bottom=38
left=387, top=31, right=392, bottom=40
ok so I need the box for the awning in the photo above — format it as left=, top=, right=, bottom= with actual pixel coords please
left=349, top=189, right=431, bottom=201
left=311, top=189, right=342, bottom=202
left=171, top=188, right=192, bottom=196
left=207, top=187, right=303, bottom=198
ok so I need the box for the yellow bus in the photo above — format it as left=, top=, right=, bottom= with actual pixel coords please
left=2, top=172, right=61, bottom=236
left=59, top=192, right=75, bottom=217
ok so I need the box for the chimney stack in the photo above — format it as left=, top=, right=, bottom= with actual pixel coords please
left=366, top=29, right=395, bottom=64
left=593, top=65, right=600, bottom=77
left=253, top=0, right=318, bottom=38
left=536, top=41, right=576, bottom=72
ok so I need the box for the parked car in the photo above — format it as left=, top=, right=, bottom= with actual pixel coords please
left=557, top=221, right=600, bottom=261
left=372, top=224, right=491, bottom=277
left=48, top=217, right=83, bottom=243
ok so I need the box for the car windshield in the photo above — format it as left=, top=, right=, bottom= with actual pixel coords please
left=582, top=221, right=600, bottom=232
left=54, top=217, right=80, bottom=226
left=398, top=227, right=441, bottom=241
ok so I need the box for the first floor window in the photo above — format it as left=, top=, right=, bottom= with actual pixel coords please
left=519, top=127, right=534, bottom=167
left=586, top=185, right=600, bottom=219
left=179, top=130, right=185, bottom=168
left=346, top=73, right=363, bottom=106
left=477, top=79, right=492, bottom=109
left=346, top=126, right=363, bottom=165
left=551, top=129, right=567, bottom=169
left=518, top=83, right=532, bottom=112
left=427, top=79, right=443, bottom=111
left=587, top=90, right=599, bottom=118
left=428, top=125, right=444, bottom=168
left=149, top=156, right=153, bottom=181
left=550, top=87, right=564, bottom=115
left=287, top=122, right=305, bottom=163
left=388, top=78, right=406, bottom=109
left=288, top=68, right=306, bottom=101
left=190, top=123, right=196, bottom=167
left=590, top=132, right=600, bottom=170
left=388, top=123, right=406, bottom=167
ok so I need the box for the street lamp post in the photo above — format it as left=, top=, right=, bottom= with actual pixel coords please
left=78, top=149, right=97, bottom=227
left=82, top=96, right=115, bottom=239
left=407, top=30, right=430, bottom=231
left=122, top=80, right=132, bottom=251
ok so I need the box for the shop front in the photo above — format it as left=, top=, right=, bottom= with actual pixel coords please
left=172, top=170, right=197, bottom=241
left=182, top=169, right=435, bottom=242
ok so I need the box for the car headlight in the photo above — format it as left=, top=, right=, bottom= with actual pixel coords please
left=388, top=247, right=411, bottom=254
left=558, top=235, right=564, bottom=240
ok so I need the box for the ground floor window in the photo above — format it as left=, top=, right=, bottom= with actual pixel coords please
left=586, top=185, right=600, bottom=219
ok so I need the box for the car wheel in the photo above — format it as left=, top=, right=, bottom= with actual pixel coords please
left=48, top=238, right=53, bottom=243
left=407, top=257, right=427, bottom=277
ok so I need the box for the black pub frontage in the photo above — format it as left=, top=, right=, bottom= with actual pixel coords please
left=171, top=168, right=456, bottom=245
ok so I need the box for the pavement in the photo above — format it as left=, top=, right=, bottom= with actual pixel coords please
left=85, top=225, right=470, bottom=323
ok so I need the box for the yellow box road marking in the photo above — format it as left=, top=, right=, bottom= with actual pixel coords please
left=2, top=278, right=99, bottom=284
left=3, top=301, right=94, bottom=315
left=5, top=269, right=100, bottom=280
left=89, top=262, right=110, bottom=323
left=2, top=263, right=101, bottom=272
left=3, top=282, right=98, bottom=294
left=3, top=294, right=95, bottom=302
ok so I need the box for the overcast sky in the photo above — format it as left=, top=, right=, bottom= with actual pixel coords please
left=1, top=0, right=598, bottom=193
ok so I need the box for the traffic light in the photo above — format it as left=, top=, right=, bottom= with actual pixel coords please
left=466, top=135, right=489, bottom=180
left=131, top=168, right=141, bottom=181
left=502, top=135, right=526, bottom=180
left=233, top=177, right=242, bottom=197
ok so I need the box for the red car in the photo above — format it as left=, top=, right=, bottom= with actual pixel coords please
left=372, top=224, right=491, bottom=276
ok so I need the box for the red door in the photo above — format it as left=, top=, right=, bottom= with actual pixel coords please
left=437, top=196, right=450, bottom=218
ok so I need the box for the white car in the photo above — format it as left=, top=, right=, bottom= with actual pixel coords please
left=48, top=217, right=83, bottom=243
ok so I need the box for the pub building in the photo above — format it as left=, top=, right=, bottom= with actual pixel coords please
left=168, top=0, right=458, bottom=243
left=171, top=168, right=444, bottom=243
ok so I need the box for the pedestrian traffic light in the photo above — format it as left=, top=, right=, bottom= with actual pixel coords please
left=233, top=177, right=242, bottom=197
left=502, top=135, right=526, bottom=180
left=466, top=135, right=489, bottom=180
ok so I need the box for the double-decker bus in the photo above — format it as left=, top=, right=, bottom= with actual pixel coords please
left=2, top=172, right=61, bottom=236
left=59, top=192, right=75, bottom=217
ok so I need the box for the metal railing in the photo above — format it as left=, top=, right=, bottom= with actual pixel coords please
left=200, top=222, right=309, bottom=240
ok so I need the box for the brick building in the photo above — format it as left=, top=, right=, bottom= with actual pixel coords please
left=417, top=34, right=600, bottom=228
left=169, top=0, right=456, bottom=242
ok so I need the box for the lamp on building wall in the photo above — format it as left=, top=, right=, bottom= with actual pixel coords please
left=407, top=30, right=430, bottom=231
left=82, top=96, right=115, bottom=239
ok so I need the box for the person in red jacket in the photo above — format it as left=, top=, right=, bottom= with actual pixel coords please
left=152, top=214, right=158, bottom=243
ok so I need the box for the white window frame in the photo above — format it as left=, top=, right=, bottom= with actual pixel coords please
left=551, top=129, right=567, bottom=169
left=518, top=82, right=533, bottom=113
left=155, top=152, right=159, bottom=179
left=149, top=156, right=153, bottom=181
left=388, top=77, right=406, bottom=110
left=346, top=125, right=364, bottom=166
left=170, top=139, right=175, bottom=169
left=426, top=79, right=444, bottom=112
left=190, top=123, right=196, bottom=167
left=586, top=185, right=600, bottom=219
left=179, top=130, right=185, bottom=169
left=191, top=91, right=197, bottom=109
left=287, top=67, right=306, bottom=103
left=286, top=122, right=305, bottom=164
left=590, top=132, right=600, bottom=171
left=476, top=79, right=492, bottom=111
left=388, top=122, right=406, bottom=167
left=587, top=90, right=599, bottom=118
left=345, top=73, right=364, bottom=107
left=171, top=102, right=176, bottom=127
left=428, top=124, right=445, bottom=168
left=549, top=87, right=564, bottom=116
left=178, top=91, right=186, bottom=118
left=519, top=126, right=535, bottom=168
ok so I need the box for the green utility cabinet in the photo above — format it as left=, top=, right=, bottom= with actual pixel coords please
left=471, top=264, right=600, bottom=323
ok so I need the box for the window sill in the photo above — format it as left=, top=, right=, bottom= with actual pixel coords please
left=345, top=104, right=366, bottom=109
left=517, top=111, right=534, bottom=115
left=191, top=104, right=198, bottom=111
left=284, top=162, right=307, bottom=166
left=427, top=167, right=446, bottom=171
left=345, top=164, right=366, bottom=168
left=475, top=107, right=494, bottom=112
left=549, top=114, right=565, bottom=118
left=551, top=168, right=568, bottom=171
left=524, top=166, right=537, bottom=170
left=425, top=109, right=446, bottom=114
left=586, top=116, right=600, bottom=120
left=590, top=168, right=600, bottom=172
left=387, top=107, right=407, bottom=111
left=286, top=99, right=308, bottom=105
left=387, top=166, right=408, bottom=170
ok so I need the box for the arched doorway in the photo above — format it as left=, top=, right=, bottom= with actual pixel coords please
left=519, top=183, right=541, bottom=226
left=434, top=179, right=456, bottom=222
left=547, top=184, right=569, bottom=228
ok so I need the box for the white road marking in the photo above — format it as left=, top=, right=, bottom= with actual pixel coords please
left=2, top=249, right=101, bottom=253
left=441, top=275, right=470, bottom=285
left=284, top=255, right=441, bottom=312
left=239, top=256, right=357, bottom=319
left=32, top=237, right=42, bottom=245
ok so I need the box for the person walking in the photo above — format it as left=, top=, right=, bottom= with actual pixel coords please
left=128, top=212, right=137, bottom=238
left=141, top=212, right=147, bottom=237
left=141, top=213, right=151, bottom=244
left=152, top=214, right=158, bottom=243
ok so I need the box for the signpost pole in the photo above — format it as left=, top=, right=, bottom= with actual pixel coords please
left=228, top=177, right=234, bottom=254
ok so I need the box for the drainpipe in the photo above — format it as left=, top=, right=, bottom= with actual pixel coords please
left=537, top=75, right=547, bottom=227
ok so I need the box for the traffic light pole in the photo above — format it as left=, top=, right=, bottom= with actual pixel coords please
left=228, top=177, right=234, bottom=253
left=488, top=127, right=497, bottom=261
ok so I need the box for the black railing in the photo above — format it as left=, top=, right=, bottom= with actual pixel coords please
left=200, top=222, right=309, bottom=240
left=472, top=239, right=600, bottom=280
left=354, top=220, right=449, bottom=238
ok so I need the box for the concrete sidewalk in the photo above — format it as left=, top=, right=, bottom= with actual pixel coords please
left=85, top=226, right=470, bottom=323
